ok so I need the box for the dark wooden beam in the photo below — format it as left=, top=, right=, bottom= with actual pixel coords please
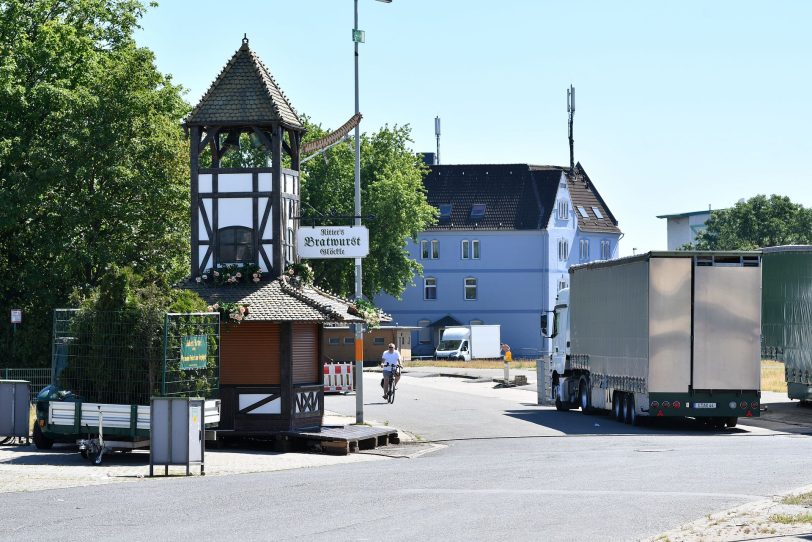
left=198, top=199, right=213, bottom=238
left=199, top=127, right=220, bottom=157
left=199, top=191, right=273, bottom=199
left=271, top=123, right=283, bottom=276
left=190, top=125, right=200, bottom=279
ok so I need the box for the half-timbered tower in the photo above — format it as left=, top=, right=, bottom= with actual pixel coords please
left=185, top=35, right=302, bottom=277
left=182, top=37, right=364, bottom=435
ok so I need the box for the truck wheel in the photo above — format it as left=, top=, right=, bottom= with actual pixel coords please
left=624, top=393, right=637, bottom=425
left=613, top=392, right=625, bottom=422
left=579, top=380, right=591, bottom=414
left=726, top=417, right=738, bottom=428
left=628, top=395, right=640, bottom=426
left=33, top=423, right=54, bottom=450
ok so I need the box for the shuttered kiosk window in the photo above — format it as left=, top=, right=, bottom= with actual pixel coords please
left=292, top=322, right=319, bottom=384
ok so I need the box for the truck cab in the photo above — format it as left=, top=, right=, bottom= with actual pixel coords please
left=435, top=327, right=472, bottom=361
left=548, top=288, right=571, bottom=374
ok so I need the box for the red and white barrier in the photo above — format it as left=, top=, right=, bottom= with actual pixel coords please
left=323, top=362, right=354, bottom=393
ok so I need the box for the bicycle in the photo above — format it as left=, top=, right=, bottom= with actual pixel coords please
left=383, top=365, right=401, bottom=404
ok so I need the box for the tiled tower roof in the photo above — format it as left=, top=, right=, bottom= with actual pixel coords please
left=185, top=37, right=303, bottom=129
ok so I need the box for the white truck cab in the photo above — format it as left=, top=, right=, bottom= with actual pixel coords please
left=548, top=288, right=571, bottom=375
left=435, top=327, right=472, bottom=361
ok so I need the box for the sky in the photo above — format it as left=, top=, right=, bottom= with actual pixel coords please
left=135, top=1, right=812, bottom=256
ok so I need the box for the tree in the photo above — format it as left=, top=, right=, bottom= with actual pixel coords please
left=0, top=1, right=190, bottom=366
left=300, top=120, right=437, bottom=300
left=689, top=195, right=812, bottom=250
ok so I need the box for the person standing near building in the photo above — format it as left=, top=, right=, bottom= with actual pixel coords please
left=380, top=343, right=402, bottom=400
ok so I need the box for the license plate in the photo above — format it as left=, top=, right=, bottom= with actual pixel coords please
left=694, top=402, right=717, bottom=409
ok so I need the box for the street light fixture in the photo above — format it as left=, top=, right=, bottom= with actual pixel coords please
left=353, top=0, right=391, bottom=424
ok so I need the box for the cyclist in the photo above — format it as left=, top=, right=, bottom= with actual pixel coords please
left=380, top=343, right=402, bottom=400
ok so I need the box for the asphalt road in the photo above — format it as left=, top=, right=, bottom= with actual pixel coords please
left=2, top=370, right=812, bottom=541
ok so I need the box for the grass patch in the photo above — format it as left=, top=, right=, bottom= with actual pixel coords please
left=781, top=492, right=812, bottom=506
left=405, top=359, right=537, bottom=370
left=769, top=513, right=812, bottom=524
left=762, top=360, right=787, bottom=393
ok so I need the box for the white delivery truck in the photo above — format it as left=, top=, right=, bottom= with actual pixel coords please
left=435, top=325, right=501, bottom=361
left=542, top=251, right=761, bottom=428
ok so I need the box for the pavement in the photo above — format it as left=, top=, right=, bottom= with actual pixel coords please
left=4, top=366, right=812, bottom=541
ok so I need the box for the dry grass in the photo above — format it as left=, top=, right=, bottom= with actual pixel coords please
left=405, top=359, right=538, bottom=370
left=762, top=360, right=787, bottom=393
left=768, top=513, right=812, bottom=524
left=781, top=492, right=812, bottom=506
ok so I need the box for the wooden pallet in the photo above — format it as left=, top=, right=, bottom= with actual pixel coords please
left=283, top=425, right=399, bottom=455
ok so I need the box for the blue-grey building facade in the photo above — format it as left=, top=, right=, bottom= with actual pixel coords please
left=374, top=162, right=622, bottom=358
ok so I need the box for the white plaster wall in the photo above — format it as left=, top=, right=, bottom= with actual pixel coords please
left=218, top=198, right=252, bottom=228
left=258, top=173, right=272, bottom=192
left=199, top=174, right=212, bottom=193
left=218, top=173, right=252, bottom=192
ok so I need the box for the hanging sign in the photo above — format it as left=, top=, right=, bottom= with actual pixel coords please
left=297, top=226, right=369, bottom=259
left=180, top=335, right=208, bottom=370
left=10, top=309, right=21, bottom=324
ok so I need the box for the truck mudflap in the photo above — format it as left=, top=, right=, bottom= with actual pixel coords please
left=647, top=391, right=760, bottom=418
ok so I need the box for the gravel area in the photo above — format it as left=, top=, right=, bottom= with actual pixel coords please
left=644, top=485, right=812, bottom=541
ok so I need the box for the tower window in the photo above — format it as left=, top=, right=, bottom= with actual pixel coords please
left=218, top=226, right=254, bottom=264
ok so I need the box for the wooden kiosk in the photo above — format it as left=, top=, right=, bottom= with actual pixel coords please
left=182, top=37, right=363, bottom=435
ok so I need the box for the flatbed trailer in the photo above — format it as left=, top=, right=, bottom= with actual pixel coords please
left=36, top=398, right=220, bottom=464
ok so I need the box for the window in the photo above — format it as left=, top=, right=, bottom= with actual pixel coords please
left=592, top=207, right=604, bottom=219
left=418, top=319, right=432, bottom=344
left=431, top=239, right=439, bottom=259
left=464, top=277, right=477, bottom=300
left=470, top=204, right=486, bottom=220
left=558, top=280, right=568, bottom=292
left=577, top=206, right=589, bottom=219
left=218, top=226, right=254, bottom=264
left=439, top=204, right=452, bottom=222
left=558, top=238, right=569, bottom=261
left=580, top=239, right=589, bottom=260
left=424, top=277, right=437, bottom=300
left=557, top=199, right=569, bottom=220
left=601, top=240, right=611, bottom=260
left=461, top=240, right=480, bottom=259
left=421, top=240, right=429, bottom=259
left=373, top=337, right=385, bottom=345
left=343, top=337, right=354, bottom=345
left=328, top=337, right=340, bottom=345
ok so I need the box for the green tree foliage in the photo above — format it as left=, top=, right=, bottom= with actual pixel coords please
left=690, top=195, right=812, bottom=250
left=0, top=1, right=190, bottom=366
left=300, top=120, right=437, bottom=300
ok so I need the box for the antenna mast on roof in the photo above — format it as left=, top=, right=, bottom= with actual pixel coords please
left=567, top=85, right=575, bottom=173
left=435, top=116, right=441, bottom=165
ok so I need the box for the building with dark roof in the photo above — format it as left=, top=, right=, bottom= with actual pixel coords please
left=375, top=162, right=622, bottom=357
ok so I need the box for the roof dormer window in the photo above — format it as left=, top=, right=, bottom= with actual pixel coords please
left=470, top=204, right=486, bottom=221
left=439, top=204, right=452, bottom=222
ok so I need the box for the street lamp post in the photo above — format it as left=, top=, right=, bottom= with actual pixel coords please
left=353, top=0, right=391, bottom=424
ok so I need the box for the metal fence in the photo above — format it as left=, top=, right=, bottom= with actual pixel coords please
left=162, top=312, right=220, bottom=398
left=0, top=368, right=51, bottom=401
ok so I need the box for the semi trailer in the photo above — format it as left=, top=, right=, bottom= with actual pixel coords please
left=762, top=245, right=812, bottom=401
left=542, top=251, right=761, bottom=427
